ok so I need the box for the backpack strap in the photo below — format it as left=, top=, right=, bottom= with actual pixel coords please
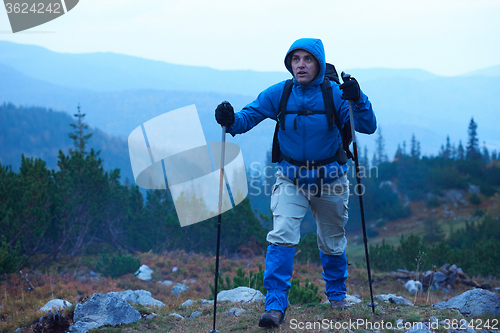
left=278, top=79, right=294, bottom=130
left=321, top=78, right=354, bottom=160
left=321, top=78, right=335, bottom=131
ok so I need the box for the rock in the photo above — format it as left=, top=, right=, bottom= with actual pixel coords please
left=407, top=322, right=431, bottom=333
left=171, top=283, right=189, bottom=296
left=190, top=311, right=202, bottom=318
left=40, top=299, right=72, bottom=312
left=110, top=290, right=165, bottom=307
left=468, top=184, right=480, bottom=194
left=145, top=313, right=156, bottom=321
left=134, top=265, right=153, bottom=281
left=170, top=313, right=184, bottom=320
left=181, top=299, right=193, bottom=307
left=433, top=288, right=500, bottom=316
left=431, top=271, right=448, bottom=290
left=182, top=279, right=196, bottom=284
left=77, top=271, right=99, bottom=282
left=324, top=294, right=362, bottom=305
left=449, top=319, right=476, bottom=333
left=69, top=293, right=141, bottom=333
left=404, top=280, right=423, bottom=293
left=217, top=287, right=265, bottom=303
left=226, top=308, right=246, bottom=316
left=375, top=294, right=413, bottom=306
left=200, top=299, right=214, bottom=306
left=345, top=294, right=363, bottom=304
left=159, top=280, right=173, bottom=286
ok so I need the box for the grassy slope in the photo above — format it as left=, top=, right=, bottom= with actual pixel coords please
left=1, top=194, right=499, bottom=332
left=2, top=248, right=499, bottom=332
left=346, top=192, right=500, bottom=266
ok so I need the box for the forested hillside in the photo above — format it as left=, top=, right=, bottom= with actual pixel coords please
left=1, top=102, right=499, bottom=279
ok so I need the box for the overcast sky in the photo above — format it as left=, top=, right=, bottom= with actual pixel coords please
left=1, top=0, right=499, bottom=76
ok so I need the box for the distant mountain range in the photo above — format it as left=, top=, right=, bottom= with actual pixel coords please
left=1, top=41, right=499, bottom=179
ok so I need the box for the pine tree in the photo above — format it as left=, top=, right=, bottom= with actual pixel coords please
left=466, top=117, right=480, bottom=161
left=394, top=144, right=404, bottom=160
left=440, top=135, right=452, bottom=159
left=457, top=140, right=465, bottom=160
left=410, top=134, right=421, bottom=159
left=69, top=104, right=93, bottom=154
left=375, top=127, right=388, bottom=165
left=481, top=141, right=490, bottom=165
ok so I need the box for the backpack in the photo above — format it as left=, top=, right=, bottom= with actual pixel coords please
left=271, top=63, right=353, bottom=165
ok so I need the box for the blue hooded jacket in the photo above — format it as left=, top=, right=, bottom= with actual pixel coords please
left=228, top=38, right=377, bottom=185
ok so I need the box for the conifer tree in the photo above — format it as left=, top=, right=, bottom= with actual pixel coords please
left=394, top=144, right=404, bottom=160
left=440, top=135, right=452, bottom=159
left=410, top=134, right=421, bottom=159
left=466, top=117, right=480, bottom=160
left=481, top=141, right=490, bottom=165
left=457, top=140, right=465, bottom=160
left=374, top=127, right=388, bottom=165
left=69, top=104, right=93, bottom=154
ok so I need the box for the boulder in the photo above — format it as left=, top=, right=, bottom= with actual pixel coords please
left=170, top=313, right=184, bottom=320
left=407, top=322, right=431, bottom=333
left=69, top=293, right=141, bottom=333
left=404, top=280, right=423, bottom=293
left=431, top=271, right=448, bottom=290
left=323, top=294, right=362, bottom=305
left=190, top=311, right=202, bottom=318
left=200, top=299, right=214, bottom=306
left=181, top=299, right=193, bottom=307
left=375, top=294, right=413, bottom=306
left=433, top=288, right=500, bottom=316
left=217, top=287, right=265, bottom=303
left=226, top=308, right=246, bottom=316
left=110, top=290, right=165, bottom=307
left=40, top=299, right=72, bottom=312
left=134, top=264, right=153, bottom=281
left=159, top=280, right=173, bottom=286
left=171, top=283, right=189, bottom=296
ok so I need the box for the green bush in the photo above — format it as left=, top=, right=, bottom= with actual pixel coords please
left=296, top=232, right=320, bottom=264
left=0, top=236, right=26, bottom=274
left=469, top=193, right=481, bottom=205
left=95, top=251, right=141, bottom=278
left=288, top=278, right=321, bottom=304
left=426, top=196, right=441, bottom=208
left=209, top=263, right=266, bottom=299
left=370, top=240, right=400, bottom=271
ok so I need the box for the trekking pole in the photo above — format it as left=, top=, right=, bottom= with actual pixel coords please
left=210, top=102, right=229, bottom=333
left=341, top=72, right=376, bottom=314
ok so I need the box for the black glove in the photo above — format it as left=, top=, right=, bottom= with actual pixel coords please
left=215, top=101, right=235, bottom=127
left=339, top=72, right=361, bottom=101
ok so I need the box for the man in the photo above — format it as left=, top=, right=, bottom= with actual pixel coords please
left=215, top=38, right=376, bottom=328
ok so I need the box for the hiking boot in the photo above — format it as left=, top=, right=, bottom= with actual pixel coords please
left=330, top=298, right=350, bottom=310
left=258, top=310, right=284, bottom=328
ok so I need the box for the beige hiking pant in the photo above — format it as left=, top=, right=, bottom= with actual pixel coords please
left=267, top=170, right=349, bottom=256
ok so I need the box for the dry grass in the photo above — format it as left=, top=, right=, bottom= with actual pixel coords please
left=1, top=249, right=499, bottom=333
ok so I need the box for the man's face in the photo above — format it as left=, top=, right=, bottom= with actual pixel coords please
left=291, top=49, right=319, bottom=85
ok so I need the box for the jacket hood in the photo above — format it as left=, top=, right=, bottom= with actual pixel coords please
left=284, top=38, right=326, bottom=86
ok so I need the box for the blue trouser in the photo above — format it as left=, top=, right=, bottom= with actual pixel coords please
left=263, top=245, right=295, bottom=313
left=320, top=249, right=348, bottom=301
left=263, top=245, right=348, bottom=312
